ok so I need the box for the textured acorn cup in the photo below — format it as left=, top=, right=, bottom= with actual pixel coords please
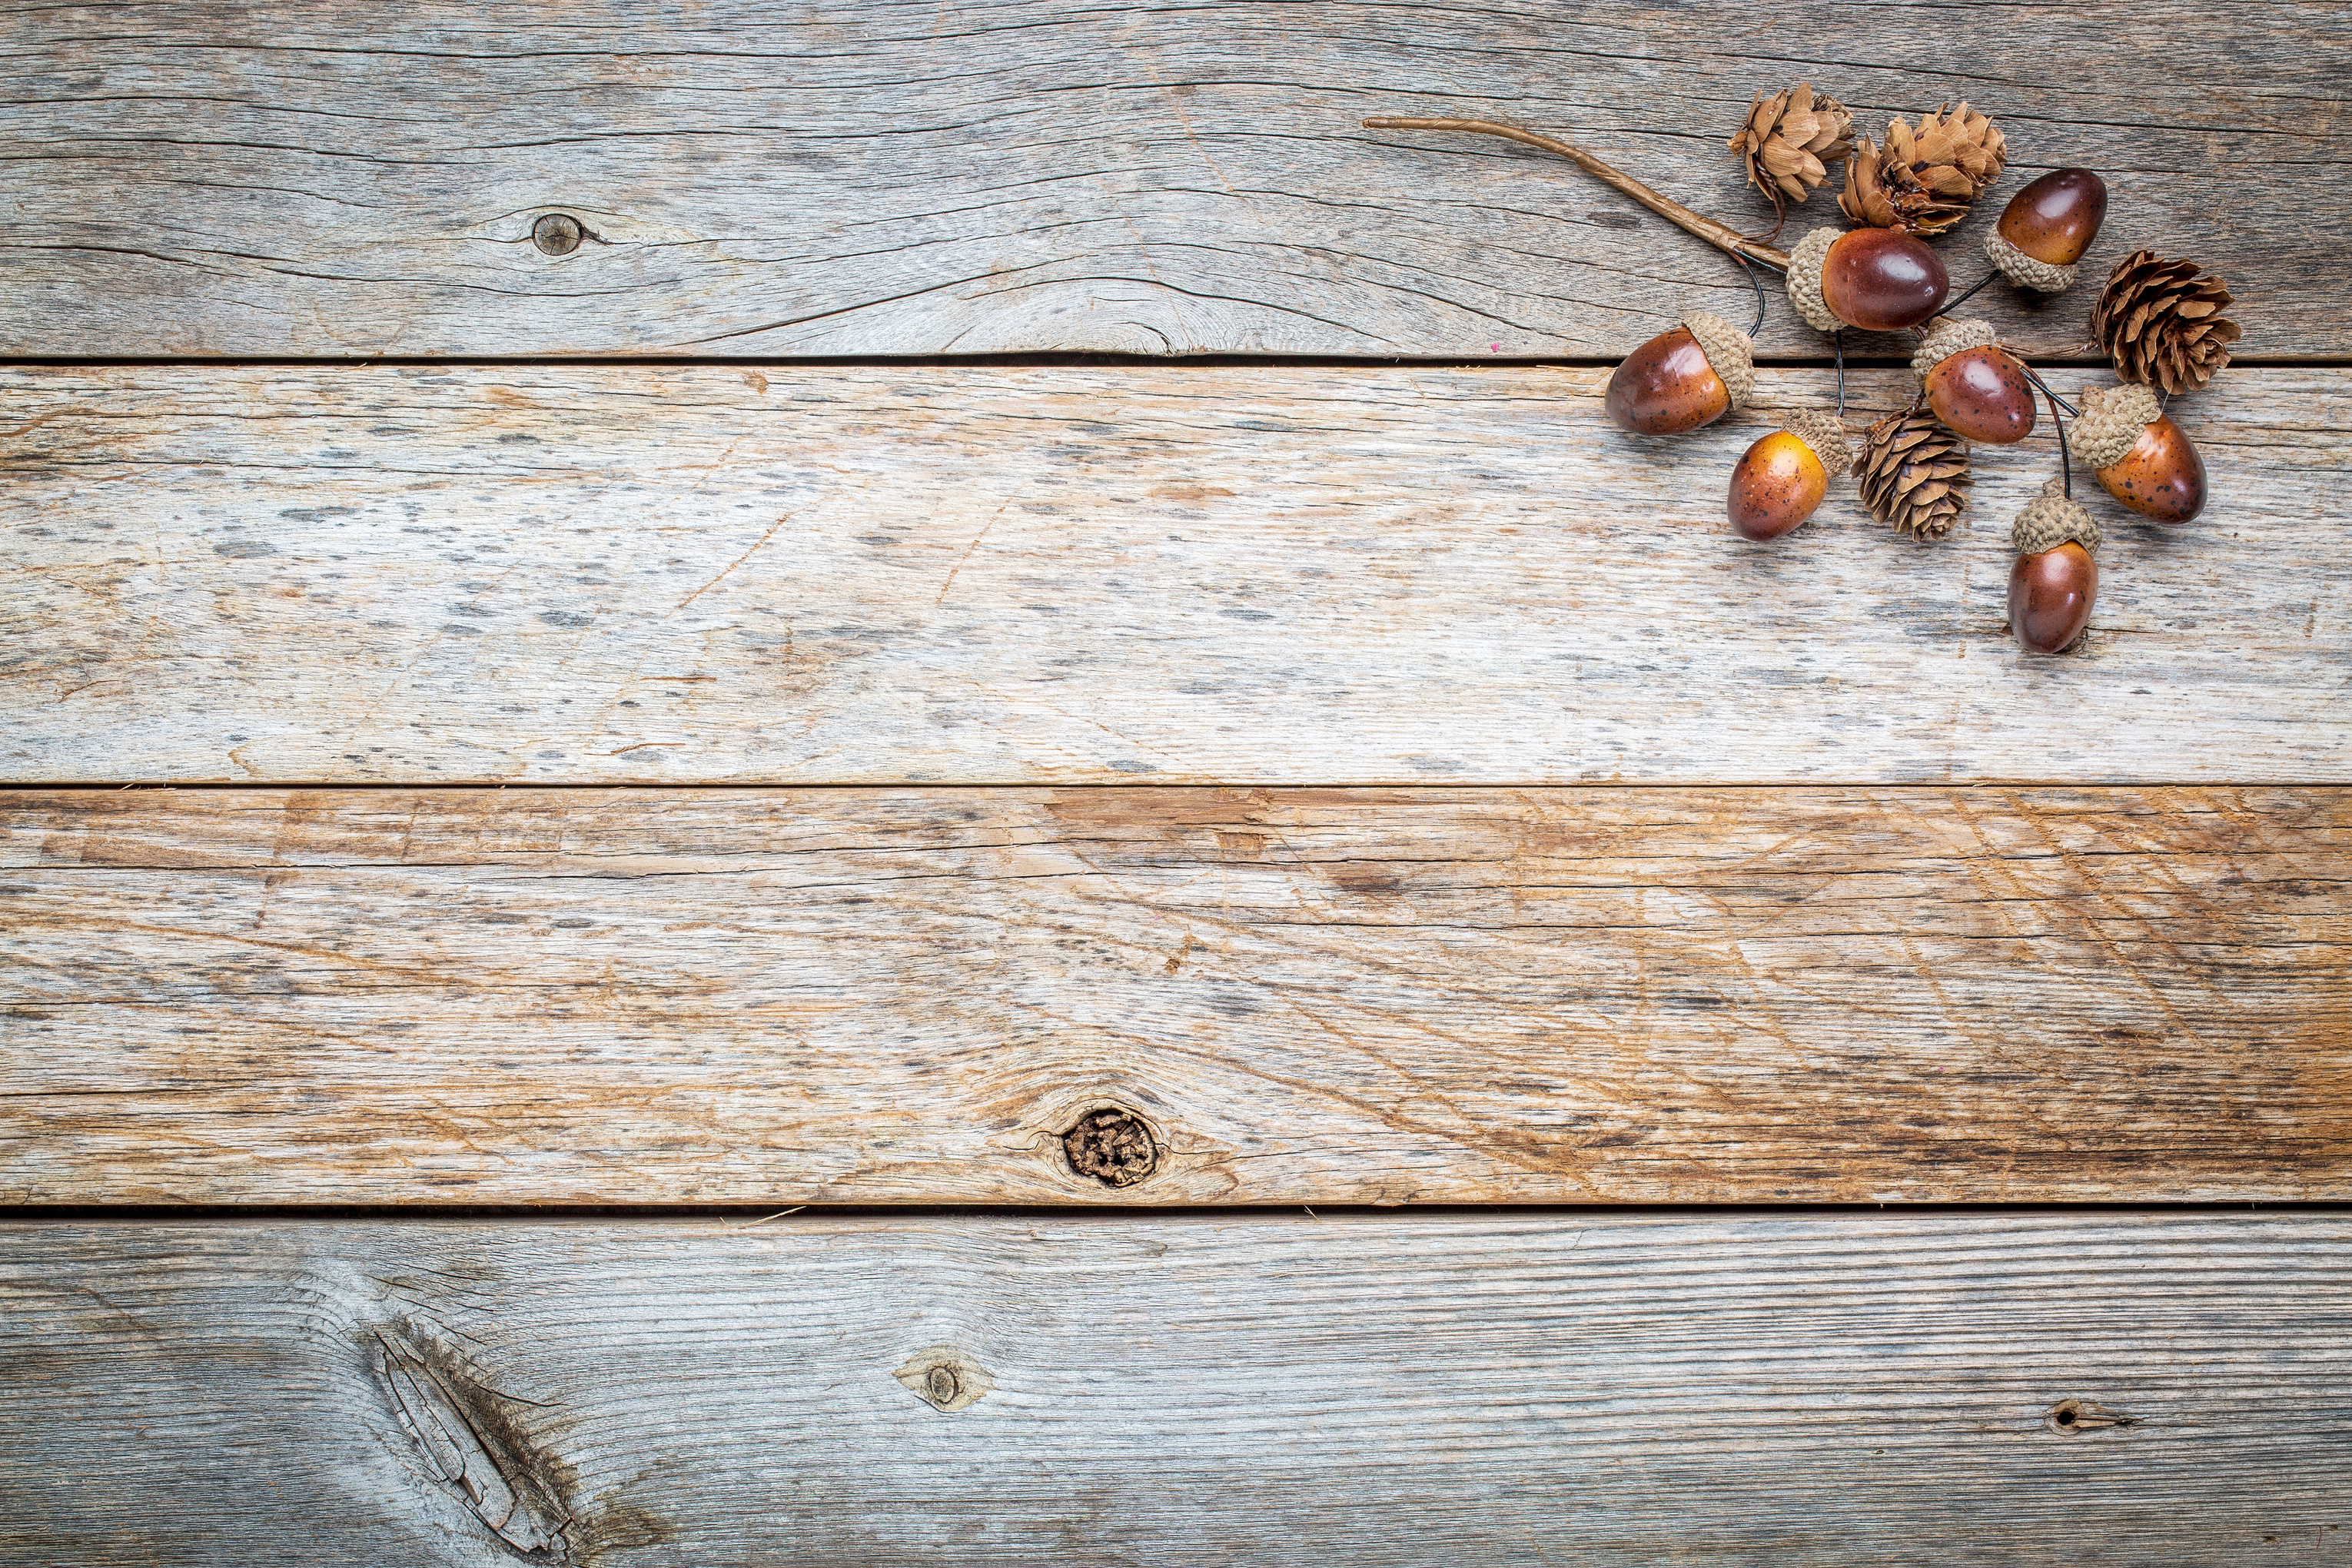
left=1983, top=169, right=2108, bottom=294
left=2073, top=383, right=2208, bottom=523
left=1728, top=413, right=1852, bottom=541
left=1912, top=317, right=2035, bottom=444
left=2008, top=477, right=2101, bottom=653
left=1604, top=311, right=1756, bottom=435
left=1788, top=227, right=1949, bottom=334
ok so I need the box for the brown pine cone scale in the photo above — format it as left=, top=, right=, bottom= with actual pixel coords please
left=2089, top=251, right=2241, bottom=395
left=1854, top=406, right=1971, bottom=539
left=1727, top=82, right=1854, bottom=210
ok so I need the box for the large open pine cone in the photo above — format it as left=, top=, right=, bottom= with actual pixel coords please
left=2089, top=251, right=2241, bottom=394
left=1839, top=103, right=2007, bottom=235
left=1855, top=406, right=1971, bottom=539
left=1727, top=82, right=1854, bottom=209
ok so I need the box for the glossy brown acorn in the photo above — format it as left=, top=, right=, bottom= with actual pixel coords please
left=1605, top=327, right=1729, bottom=434
left=2008, top=542, right=2097, bottom=654
left=1996, top=169, right=2108, bottom=267
left=1924, top=345, right=2037, bottom=444
left=1727, top=430, right=1829, bottom=540
left=2096, top=414, right=2207, bottom=523
left=1822, top=228, right=1950, bottom=331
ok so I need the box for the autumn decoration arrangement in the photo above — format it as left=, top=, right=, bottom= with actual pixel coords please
left=1364, top=90, right=2243, bottom=655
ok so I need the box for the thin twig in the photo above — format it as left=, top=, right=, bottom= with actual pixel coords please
left=1364, top=116, right=1791, bottom=270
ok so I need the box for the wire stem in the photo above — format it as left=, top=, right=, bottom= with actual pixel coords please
left=1835, top=329, right=1846, bottom=417
left=1363, top=117, right=1791, bottom=271
left=1944, top=271, right=1999, bottom=314
left=2018, top=366, right=2080, bottom=418
left=2045, top=387, right=2073, bottom=499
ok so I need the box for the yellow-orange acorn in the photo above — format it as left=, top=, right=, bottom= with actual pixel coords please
left=1728, top=412, right=1851, bottom=540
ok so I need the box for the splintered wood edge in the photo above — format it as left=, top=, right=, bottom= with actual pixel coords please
left=1, top=1214, right=2346, bottom=1564
left=4, top=364, right=2345, bottom=786
left=5, top=785, right=2344, bottom=1206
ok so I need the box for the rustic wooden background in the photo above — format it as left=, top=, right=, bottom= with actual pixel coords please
left=3, top=2, right=2347, bottom=1562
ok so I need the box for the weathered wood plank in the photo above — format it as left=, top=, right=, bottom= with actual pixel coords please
left=5, top=364, right=2346, bottom=785
left=6, top=786, right=2344, bottom=1205
left=2, top=1, right=2344, bottom=359
left=4, top=1214, right=2347, bottom=1564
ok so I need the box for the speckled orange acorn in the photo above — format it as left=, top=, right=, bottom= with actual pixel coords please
left=1727, top=414, right=1850, bottom=540
left=1985, top=169, right=2108, bottom=293
left=2072, top=384, right=2207, bottom=523
left=1605, top=312, right=1755, bottom=434
left=1788, top=227, right=1949, bottom=334
left=2008, top=478, right=2101, bottom=654
left=1912, top=317, right=2035, bottom=444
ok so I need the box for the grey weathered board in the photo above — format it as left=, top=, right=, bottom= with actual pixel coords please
left=6, top=365, right=2346, bottom=785
left=5, top=785, right=2347, bottom=1205
left=5, top=1215, right=2350, bottom=1566
left=8, top=3, right=2352, bottom=1560
left=2, top=1, right=2344, bottom=359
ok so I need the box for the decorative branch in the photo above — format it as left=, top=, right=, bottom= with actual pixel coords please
left=1363, top=116, right=1791, bottom=271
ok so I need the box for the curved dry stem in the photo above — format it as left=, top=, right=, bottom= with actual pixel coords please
left=1363, top=116, right=1792, bottom=271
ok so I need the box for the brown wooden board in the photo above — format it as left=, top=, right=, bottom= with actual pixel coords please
left=6, top=786, right=2344, bottom=1205
left=6, top=365, right=2346, bottom=786
left=5, top=1214, right=2349, bottom=1565
left=2, top=2, right=2341, bottom=358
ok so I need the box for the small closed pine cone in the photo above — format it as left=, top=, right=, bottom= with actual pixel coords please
left=1839, top=102, right=2008, bottom=235
left=1854, top=406, right=1971, bottom=539
left=1727, top=82, right=1854, bottom=211
left=2089, top=251, right=2241, bottom=395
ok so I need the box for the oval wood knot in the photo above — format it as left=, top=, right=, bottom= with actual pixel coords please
left=894, top=1347, right=993, bottom=1413
left=1061, top=1106, right=1161, bottom=1188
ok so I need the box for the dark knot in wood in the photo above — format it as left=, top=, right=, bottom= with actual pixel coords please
left=532, top=214, right=583, bottom=257
left=1061, top=1106, right=1160, bottom=1187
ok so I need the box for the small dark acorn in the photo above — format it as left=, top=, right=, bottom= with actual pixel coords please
left=1822, top=228, right=1949, bottom=331
left=1606, top=313, right=1754, bottom=435
left=2073, top=383, right=2207, bottom=523
left=1997, top=169, right=2108, bottom=267
left=2008, top=477, right=2101, bottom=655
left=1912, top=318, right=2035, bottom=444
left=1728, top=414, right=1849, bottom=540
left=2010, top=543, right=2098, bottom=653
left=1789, top=226, right=1950, bottom=334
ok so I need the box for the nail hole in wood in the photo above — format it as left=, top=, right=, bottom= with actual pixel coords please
left=2048, top=1397, right=2135, bottom=1433
left=1061, top=1105, right=1160, bottom=1188
left=532, top=214, right=583, bottom=256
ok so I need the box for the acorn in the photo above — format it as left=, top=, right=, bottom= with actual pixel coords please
left=1788, top=226, right=1950, bottom=334
left=1983, top=168, right=2108, bottom=294
left=1605, top=311, right=1756, bottom=434
left=2008, top=477, right=2101, bottom=654
left=1911, top=317, right=2035, bottom=444
left=1728, top=412, right=1851, bottom=541
left=2072, top=383, right=2207, bottom=523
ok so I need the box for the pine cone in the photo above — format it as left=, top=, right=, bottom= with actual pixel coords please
left=1854, top=406, right=1970, bottom=539
left=1839, top=102, right=2007, bottom=235
left=1727, top=82, right=1854, bottom=210
left=2089, top=251, right=2241, bottom=395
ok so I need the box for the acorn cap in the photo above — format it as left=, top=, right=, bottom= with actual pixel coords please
left=1680, top=311, right=1756, bottom=411
left=1778, top=410, right=1851, bottom=476
left=2011, top=476, right=2101, bottom=556
left=1983, top=231, right=2078, bottom=294
left=1785, top=228, right=1842, bottom=334
left=1909, top=316, right=2002, bottom=379
left=2071, top=383, right=2164, bottom=470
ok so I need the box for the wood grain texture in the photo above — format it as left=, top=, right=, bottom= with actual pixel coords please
left=2, top=1, right=2345, bottom=358
left=6, top=786, right=2344, bottom=1205
left=5, top=1214, right=2350, bottom=1565
left=6, top=364, right=2347, bottom=786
